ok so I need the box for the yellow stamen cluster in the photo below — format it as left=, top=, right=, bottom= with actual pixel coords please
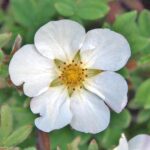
left=51, top=51, right=101, bottom=96
left=59, top=61, right=87, bottom=91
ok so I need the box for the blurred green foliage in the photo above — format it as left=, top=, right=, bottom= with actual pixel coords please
left=0, top=0, right=150, bottom=150
left=0, top=105, right=33, bottom=149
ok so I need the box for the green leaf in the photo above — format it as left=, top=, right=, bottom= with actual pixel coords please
left=133, top=79, right=150, bottom=109
left=99, top=127, right=122, bottom=149
left=112, top=11, right=150, bottom=53
left=11, top=0, right=36, bottom=27
left=11, top=0, right=55, bottom=28
left=51, top=127, right=90, bottom=150
left=0, top=147, right=20, bottom=150
left=9, top=0, right=56, bottom=43
left=55, top=2, right=74, bottom=17
left=69, top=15, right=83, bottom=24
left=0, top=33, right=12, bottom=48
left=0, top=49, right=4, bottom=63
left=137, top=109, right=150, bottom=123
left=3, top=125, right=32, bottom=147
left=0, top=64, right=9, bottom=78
left=88, top=140, right=98, bottom=150
left=24, top=147, right=36, bottom=150
left=0, top=105, right=13, bottom=140
left=11, top=107, right=35, bottom=128
left=96, top=110, right=130, bottom=149
left=138, top=54, right=150, bottom=65
left=0, top=10, right=5, bottom=22
left=130, top=36, right=150, bottom=53
left=139, top=9, right=150, bottom=37
left=110, top=109, right=131, bottom=129
left=77, top=1, right=109, bottom=20
left=112, top=10, right=150, bottom=54
left=118, top=68, right=129, bottom=78
left=51, top=127, right=74, bottom=150
left=113, top=11, right=138, bottom=34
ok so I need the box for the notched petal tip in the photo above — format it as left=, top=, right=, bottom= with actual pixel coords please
left=34, top=19, right=86, bottom=60
left=80, top=28, right=131, bottom=71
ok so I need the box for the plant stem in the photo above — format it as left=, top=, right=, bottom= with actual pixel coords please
left=36, top=129, right=50, bottom=150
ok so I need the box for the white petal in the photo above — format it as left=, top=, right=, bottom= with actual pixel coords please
left=85, top=71, right=128, bottom=113
left=34, top=19, right=85, bottom=61
left=9, top=44, right=56, bottom=97
left=128, top=134, right=150, bottom=150
left=114, top=134, right=129, bottom=150
left=30, top=86, right=72, bottom=132
left=70, top=89, right=110, bottom=134
left=80, top=29, right=131, bottom=71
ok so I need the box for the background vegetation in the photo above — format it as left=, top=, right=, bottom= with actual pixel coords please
left=0, top=0, right=150, bottom=149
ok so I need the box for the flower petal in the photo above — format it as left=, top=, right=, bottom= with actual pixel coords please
left=30, top=86, right=72, bottom=132
left=85, top=71, right=128, bottom=113
left=114, top=134, right=129, bottom=150
left=9, top=44, right=56, bottom=97
left=80, top=29, right=131, bottom=71
left=34, top=19, right=86, bottom=61
left=70, top=89, right=110, bottom=134
left=128, top=134, right=150, bottom=150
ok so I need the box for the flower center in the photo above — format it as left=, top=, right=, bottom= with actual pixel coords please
left=59, top=62, right=87, bottom=90
left=50, top=51, right=101, bottom=96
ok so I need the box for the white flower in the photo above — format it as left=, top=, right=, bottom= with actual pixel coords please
left=9, top=20, right=131, bottom=133
left=114, top=134, right=150, bottom=150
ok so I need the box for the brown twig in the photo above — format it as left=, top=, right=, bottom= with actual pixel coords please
left=107, top=0, right=124, bottom=23
left=36, top=129, right=50, bottom=150
left=11, top=34, right=22, bottom=57
left=119, top=0, right=144, bottom=11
